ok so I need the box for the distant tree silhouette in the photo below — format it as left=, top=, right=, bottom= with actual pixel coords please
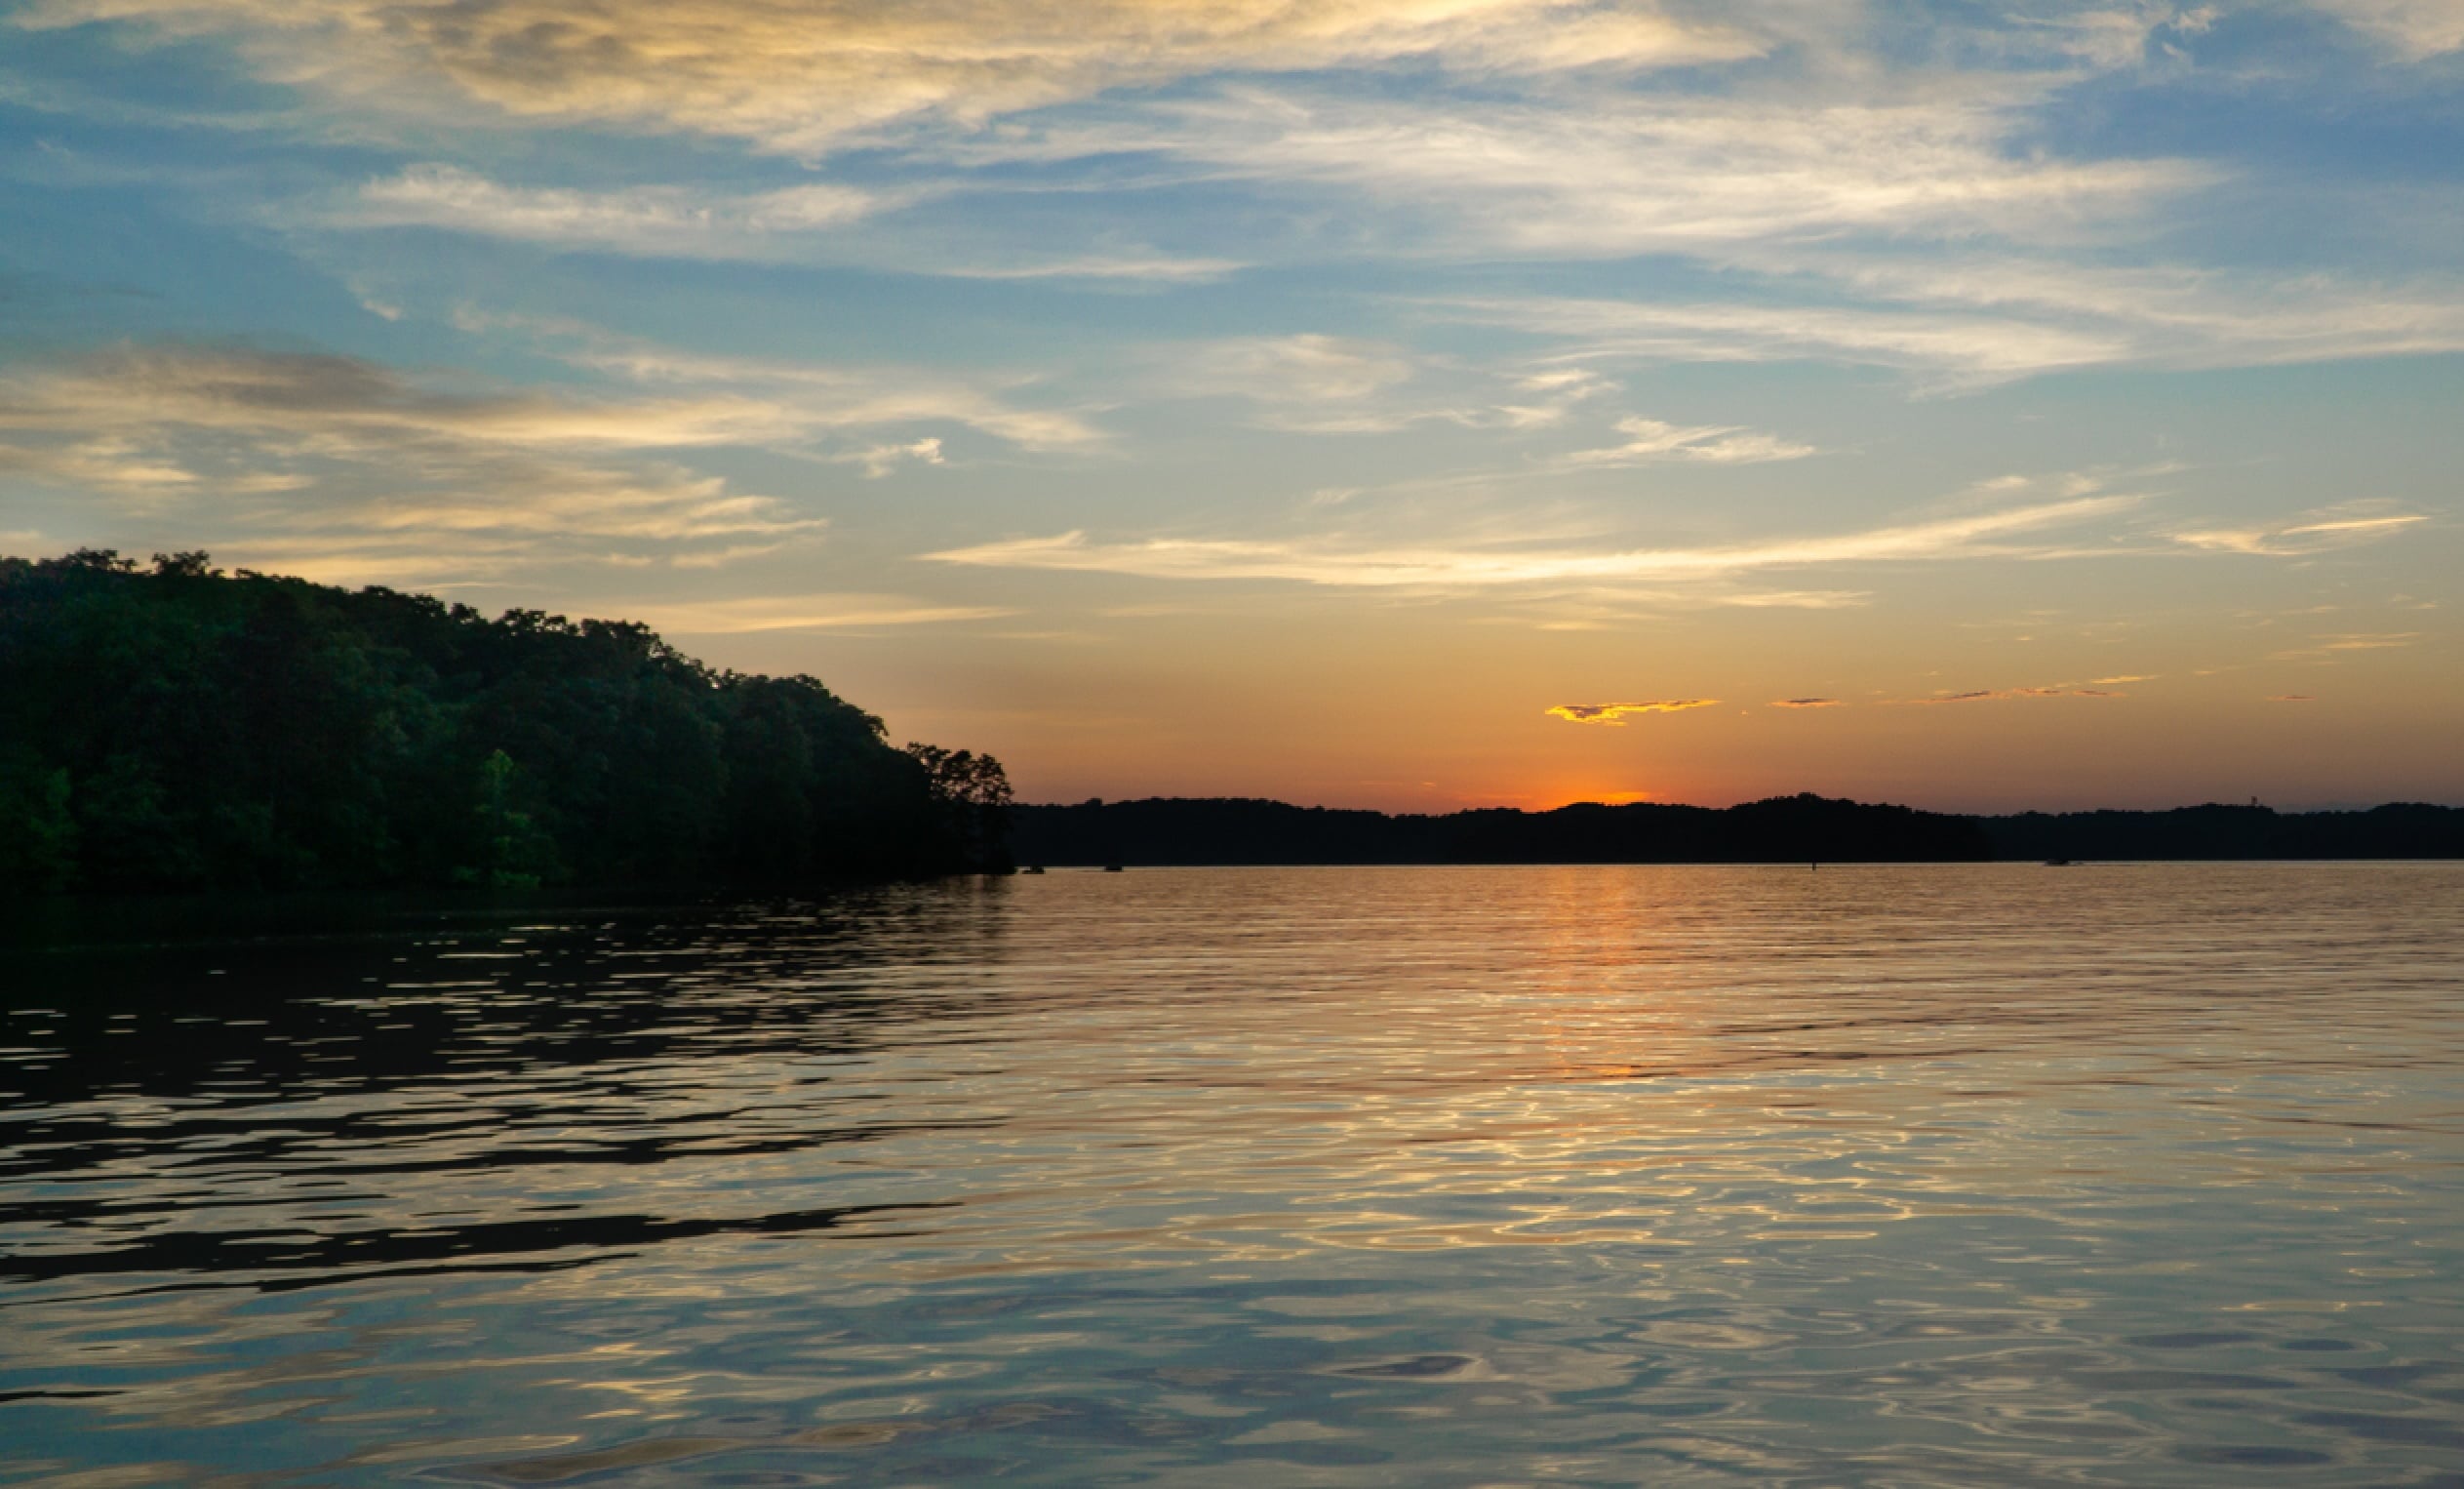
left=0, top=550, right=1012, bottom=892
left=1008, top=793, right=1993, bottom=865
left=1009, top=793, right=2462, bottom=866
left=1977, top=803, right=2464, bottom=862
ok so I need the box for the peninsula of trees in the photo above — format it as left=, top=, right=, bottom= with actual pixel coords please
left=0, top=551, right=1012, bottom=893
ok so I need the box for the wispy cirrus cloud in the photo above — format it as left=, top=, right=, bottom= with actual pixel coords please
left=1490, top=370, right=1615, bottom=431
left=330, top=167, right=1252, bottom=282
left=923, top=496, right=2137, bottom=591
left=832, top=437, right=946, bottom=478
left=628, top=593, right=1015, bottom=633
left=15, top=0, right=1762, bottom=150
left=917, top=77, right=2431, bottom=387
left=1430, top=258, right=2464, bottom=388
left=0, top=349, right=808, bottom=540
left=1560, top=415, right=1816, bottom=467
left=1769, top=697, right=1842, bottom=708
left=1545, top=700, right=1718, bottom=724
left=1769, top=251, right=2464, bottom=361
left=935, top=253, right=1250, bottom=284
left=335, top=165, right=894, bottom=257
left=0, top=342, right=804, bottom=453
left=2172, top=503, right=2431, bottom=556
left=1443, top=296, right=2132, bottom=387
left=1718, top=590, right=1871, bottom=609
left=0, top=344, right=829, bottom=580
left=969, top=86, right=2203, bottom=259
left=2310, top=0, right=2464, bottom=58
left=2268, top=631, right=2422, bottom=662
left=452, top=309, right=1105, bottom=453
left=1169, top=334, right=1421, bottom=433
left=0, top=342, right=1017, bottom=582
left=1162, top=342, right=1630, bottom=436
left=0, top=335, right=1115, bottom=582
left=1912, top=684, right=2126, bottom=704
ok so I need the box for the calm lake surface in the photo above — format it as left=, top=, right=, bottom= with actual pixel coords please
left=3, top=865, right=2461, bottom=1487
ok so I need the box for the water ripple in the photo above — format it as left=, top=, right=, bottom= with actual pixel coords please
left=1, top=864, right=2459, bottom=1486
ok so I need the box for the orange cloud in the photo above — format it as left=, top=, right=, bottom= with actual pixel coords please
left=1769, top=697, right=1841, bottom=708
left=1545, top=699, right=1719, bottom=725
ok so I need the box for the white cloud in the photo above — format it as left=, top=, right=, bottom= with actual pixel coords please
left=924, top=495, right=2138, bottom=590
left=1435, top=261, right=2464, bottom=385
left=1160, top=340, right=1640, bottom=436
left=0, top=338, right=1117, bottom=581
left=17, top=0, right=1763, bottom=150
left=1169, top=334, right=1422, bottom=431
left=628, top=593, right=1016, bottom=632
left=1721, top=589, right=1869, bottom=609
left=835, top=437, right=946, bottom=478
left=935, top=253, right=1251, bottom=284
left=2171, top=504, right=2432, bottom=556
left=1982, top=6, right=2222, bottom=70
left=2310, top=0, right=2464, bottom=58
left=0, top=345, right=831, bottom=575
left=1560, top=415, right=1816, bottom=466
left=339, top=165, right=891, bottom=256
left=327, top=169, right=1261, bottom=282
left=1491, top=369, right=1614, bottom=430
left=957, top=86, right=2205, bottom=259
left=453, top=310, right=1106, bottom=453
left=1443, top=295, right=2132, bottom=386
left=39, top=0, right=2462, bottom=402
left=1755, top=251, right=2464, bottom=375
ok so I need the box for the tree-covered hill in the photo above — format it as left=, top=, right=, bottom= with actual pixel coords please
left=0, top=551, right=1011, bottom=893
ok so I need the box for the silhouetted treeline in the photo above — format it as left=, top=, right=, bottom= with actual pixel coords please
left=0, top=551, right=1011, bottom=893
left=1977, top=803, right=2464, bottom=862
left=1013, top=795, right=2464, bottom=866
left=1013, top=794, right=1993, bottom=866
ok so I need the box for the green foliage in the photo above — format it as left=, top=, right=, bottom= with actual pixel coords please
left=0, top=550, right=1009, bottom=892
left=0, top=744, right=77, bottom=893
left=458, top=749, right=559, bottom=888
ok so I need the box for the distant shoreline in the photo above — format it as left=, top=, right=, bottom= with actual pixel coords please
left=1010, top=795, right=2464, bottom=867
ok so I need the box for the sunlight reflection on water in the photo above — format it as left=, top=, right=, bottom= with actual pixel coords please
left=2, top=864, right=2460, bottom=1485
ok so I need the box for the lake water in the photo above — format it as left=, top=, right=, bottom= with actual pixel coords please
left=3, top=865, right=2461, bottom=1487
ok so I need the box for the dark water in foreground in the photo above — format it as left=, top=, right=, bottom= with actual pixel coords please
left=2, top=865, right=2460, bottom=1487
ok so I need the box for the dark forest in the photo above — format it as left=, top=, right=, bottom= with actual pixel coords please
left=0, top=550, right=1012, bottom=893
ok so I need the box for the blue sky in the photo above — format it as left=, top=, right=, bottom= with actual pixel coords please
left=3, top=0, right=2458, bottom=809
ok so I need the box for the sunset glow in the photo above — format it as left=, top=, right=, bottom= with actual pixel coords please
left=3, top=0, right=2457, bottom=810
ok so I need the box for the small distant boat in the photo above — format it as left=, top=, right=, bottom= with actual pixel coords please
left=2045, top=859, right=2075, bottom=866
left=1102, top=864, right=1126, bottom=872
left=1022, top=865, right=1046, bottom=874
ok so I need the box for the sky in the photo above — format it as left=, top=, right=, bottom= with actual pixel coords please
left=2, top=0, right=2459, bottom=813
